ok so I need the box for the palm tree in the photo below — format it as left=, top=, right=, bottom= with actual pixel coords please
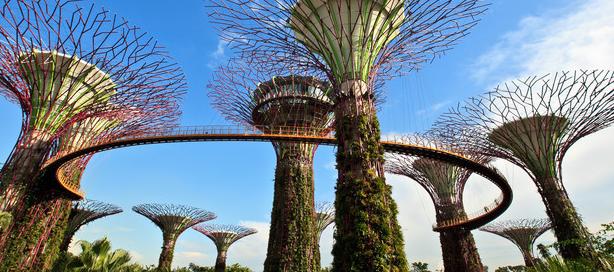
left=53, top=237, right=137, bottom=272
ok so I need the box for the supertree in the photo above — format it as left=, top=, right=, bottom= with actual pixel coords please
left=208, top=1, right=488, bottom=269
left=192, top=224, right=257, bottom=272
left=434, top=70, right=614, bottom=267
left=386, top=135, right=490, bottom=272
left=59, top=199, right=122, bottom=252
left=209, top=61, right=334, bottom=271
left=480, top=219, right=552, bottom=267
left=133, top=204, right=216, bottom=271
left=315, top=201, right=335, bottom=241
left=0, top=0, right=185, bottom=270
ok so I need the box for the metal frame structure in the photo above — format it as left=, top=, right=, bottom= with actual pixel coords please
left=435, top=70, right=614, bottom=266
left=386, top=134, right=491, bottom=272
left=192, top=224, right=257, bottom=272
left=209, top=62, right=334, bottom=271
left=60, top=199, right=123, bottom=252
left=132, top=203, right=216, bottom=271
left=40, top=126, right=512, bottom=232
left=315, top=201, right=335, bottom=241
left=480, top=219, right=552, bottom=267
left=0, top=1, right=185, bottom=270
left=207, top=0, right=488, bottom=269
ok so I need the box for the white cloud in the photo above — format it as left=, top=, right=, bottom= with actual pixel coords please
left=472, top=0, right=614, bottom=84
left=207, top=39, right=229, bottom=69
left=211, top=40, right=228, bottom=60
left=177, top=251, right=208, bottom=259
left=227, top=221, right=270, bottom=271
left=416, top=100, right=451, bottom=116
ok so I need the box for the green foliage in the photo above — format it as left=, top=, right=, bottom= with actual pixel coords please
left=332, top=110, right=408, bottom=271
left=494, top=265, right=526, bottom=272
left=527, top=256, right=599, bottom=272
left=52, top=237, right=139, bottom=272
left=410, top=262, right=431, bottom=272
left=540, top=221, right=613, bottom=269
left=0, top=211, right=12, bottom=231
left=264, top=143, right=319, bottom=272
left=537, top=244, right=551, bottom=259
left=594, top=221, right=614, bottom=257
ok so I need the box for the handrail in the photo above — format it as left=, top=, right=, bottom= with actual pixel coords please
left=39, top=125, right=512, bottom=231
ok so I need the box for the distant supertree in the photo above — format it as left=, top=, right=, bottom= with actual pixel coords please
left=60, top=199, right=122, bottom=252
left=315, top=201, right=335, bottom=241
left=386, top=135, right=489, bottom=272
left=0, top=0, right=185, bottom=270
left=209, top=61, right=334, bottom=271
left=435, top=70, right=614, bottom=266
left=480, top=219, right=552, bottom=267
left=192, top=224, right=257, bottom=272
left=133, top=204, right=216, bottom=271
left=208, top=0, right=488, bottom=269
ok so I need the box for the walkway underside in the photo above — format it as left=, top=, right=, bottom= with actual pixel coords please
left=39, top=126, right=512, bottom=231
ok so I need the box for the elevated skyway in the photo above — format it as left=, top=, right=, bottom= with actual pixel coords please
left=40, top=125, right=512, bottom=231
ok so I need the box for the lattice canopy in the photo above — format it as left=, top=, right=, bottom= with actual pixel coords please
left=192, top=224, right=257, bottom=252
left=480, top=218, right=552, bottom=259
left=315, top=201, right=335, bottom=238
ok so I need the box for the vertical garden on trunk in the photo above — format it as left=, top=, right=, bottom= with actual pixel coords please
left=209, top=70, right=335, bottom=271
left=208, top=0, right=487, bottom=269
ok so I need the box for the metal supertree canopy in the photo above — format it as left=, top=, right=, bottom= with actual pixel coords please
left=209, top=60, right=334, bottom=136
left=133, top=203, right=216, bottom=271
left=0, top=1, right=186, bottom=269
left=386, top=135, right=491, bottom=216
left=315, top=201, right=335, bottom=239
left=433, top=71, right=613, bottom=265
left=480, top=219, right=552, bottom=266
left=434, top=70, right=613, bottom=181
left=193, top=224, right=257, bottom=252
left=0, top=0, right=185, bottom=141
left=60, top=199, right=122, bottom=251
left=193, top=224, right=256, bottom=272
left=132, top=203, right=216, bottom=234
left=53, top=104, right=179, bottom=193
left=209, top=0, right=487, bottom=88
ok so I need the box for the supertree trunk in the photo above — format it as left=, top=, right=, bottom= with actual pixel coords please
left=0, top=186, right=71, bottom=272
left=0, top=131, right=67, bottom=271
left=0, top=131, right=52, bottom=213
left=536, top=175, right=599, bottom=262
left=331, top=81, right=408, bottom=271
left=59, top=231, right=73, bottom=252
left=437, top=207, right=483, bottom=272
left=159, top=233, right=177, bottom=271
left=215, top=250, right=227, bottom=272
left=522, top=251, right=536, bottom=267
left=264, top=141, right=319, bottom=272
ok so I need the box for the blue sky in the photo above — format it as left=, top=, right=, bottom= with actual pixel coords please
left=0, top=0, right=613, bottom=270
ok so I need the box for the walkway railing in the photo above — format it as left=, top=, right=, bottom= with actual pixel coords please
left=433, top=193, right=505, bottom=230
left=44, top=125, right=332, bottom=167
left=39, top=125, right=511, bottom=231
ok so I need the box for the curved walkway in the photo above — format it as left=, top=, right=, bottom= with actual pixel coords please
left=40, top=126, right=512, bottom=231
